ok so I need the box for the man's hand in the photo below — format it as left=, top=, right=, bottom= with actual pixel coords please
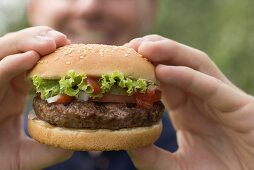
left=0, top=26, right=73, bottom=170
left=126, top=35, right=254, bottom=170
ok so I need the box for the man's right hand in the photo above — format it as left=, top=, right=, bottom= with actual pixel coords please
left=127, top=35, right=254, bottom=170
left=0, top=26, right=73, bottom=170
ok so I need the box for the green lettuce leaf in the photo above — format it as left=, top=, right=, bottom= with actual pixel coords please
left=134, top=79, right=148, bottom=93
left=31, top=76, right=60, bottom=100
left=59, top=70, right=93, bottom=96
left=31, top=71, right=153, bottom=100
left=100, top=71, right=149, bottom=95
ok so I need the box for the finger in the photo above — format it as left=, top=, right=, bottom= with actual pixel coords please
left=0, top=51, right=40, bottom=87
left=160, top=83, right=186, bottom=111
left=128, top=145, right=179, bottom=170
left=127, top=36, right=231, bottom=85
left=125, top=38, right=144, bottom=51
left=11, top=73, right=30, bottom=95
left=66, top=39, right=72, bottom=45
left=125, top=34, right=164, bottom=51
left=0, top=26, right=68, bottom=59
left=156, top=65, right=250, bottom=112
left=20, top=138, right=73, bottom=170
left=128, top=36, right=208, bottom=70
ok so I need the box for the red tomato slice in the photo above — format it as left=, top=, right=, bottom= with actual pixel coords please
left=135, top=97, right=153, bottom=109
left=90, top=94, right=136, bottom=103
left=135, top=85, right=162, bottom=109
left=55, top=94, right=74, bottom=105
left=146, top=85, right=162, bottom=102
left=86, top=77, right=101, bottom=94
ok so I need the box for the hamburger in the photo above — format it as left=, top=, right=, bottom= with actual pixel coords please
left=27, top=44, right=164, bottom=151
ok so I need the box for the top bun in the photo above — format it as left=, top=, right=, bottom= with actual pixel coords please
left=28, top=44, right=156, bottom=82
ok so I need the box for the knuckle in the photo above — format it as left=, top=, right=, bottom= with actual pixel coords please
left=180, top=66, right=193, bottom=74
left=143, top=34, right=164, bottom=41
left=25, top=26, right=52, bottom=34
left=196, top=50, right=211, bottom=64
left=164, top=39, right=180, bottom=54
left=37, top=26, right=53, bottom=36
left=197, top=50, right=213, bottom=70
left=35, top=25, right=52, bottom=30
left=15, top=27, right=54, bottom=52
left=27, top=50, right=39, bottom=58
left=16, top=26, right=50, bottom=37
left=199, top=50, right=210, bottom=60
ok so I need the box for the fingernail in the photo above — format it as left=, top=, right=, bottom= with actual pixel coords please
left=47, top=30, right=66, bottom=39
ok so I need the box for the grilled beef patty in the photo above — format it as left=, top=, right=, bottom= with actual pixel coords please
left=33, top=96, right=164, bottom=130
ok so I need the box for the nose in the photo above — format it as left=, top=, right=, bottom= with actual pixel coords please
left=71, top=0, right=102, bottom=17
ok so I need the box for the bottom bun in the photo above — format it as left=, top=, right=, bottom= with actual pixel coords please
left=28, top=111, right=162, bottom=151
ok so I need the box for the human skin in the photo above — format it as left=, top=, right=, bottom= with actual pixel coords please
left=27, top=0, right=156, bottom=45
left=4, top=1, right=253, bottom=169
left=0, top=26, right=73, bottom=170
left=126, top=35, right=254, bottom=170
left=0, top=0, right=157, bottom=169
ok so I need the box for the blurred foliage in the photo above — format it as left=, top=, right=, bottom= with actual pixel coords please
left=0, top=0, right=27, bottom=36
left=3, top=0, right=254, bottom=94
left=155, top=0, right=254, bottom=94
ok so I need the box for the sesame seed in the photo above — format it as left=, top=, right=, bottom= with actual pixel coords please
left=66, top=61, right=71, bottom=65
left=45, top=60, right=48, bottom=63
left=54, top=57, right=59, bottom=61
left=79, top=56, right=84, bottom=59
left=99, top=49, right=104, bottom=57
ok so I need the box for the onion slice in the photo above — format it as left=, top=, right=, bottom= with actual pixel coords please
left=46, top=95, right=61, bottom=103
left=77, top=92, right=90, bottom=101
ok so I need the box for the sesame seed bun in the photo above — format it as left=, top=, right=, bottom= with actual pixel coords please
left=28, top=44, right=156, bottom=82
left=28, top=111, right=162, bottom=151
left=27, top=44, right=163, bottom=151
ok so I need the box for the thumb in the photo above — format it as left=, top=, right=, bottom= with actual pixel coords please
left=20, top=138, right=73, bottom=170
left=0, top=51, right=40, bottom=88
left=128, top=145, right=180, bottom=170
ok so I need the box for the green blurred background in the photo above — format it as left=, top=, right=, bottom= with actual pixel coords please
left=155, top=0, right=254, bottom=94
left=1, top=0, right=254, bottom=94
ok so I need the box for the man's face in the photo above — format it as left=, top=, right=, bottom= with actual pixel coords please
left=28, top=0, right=156, bottom=45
